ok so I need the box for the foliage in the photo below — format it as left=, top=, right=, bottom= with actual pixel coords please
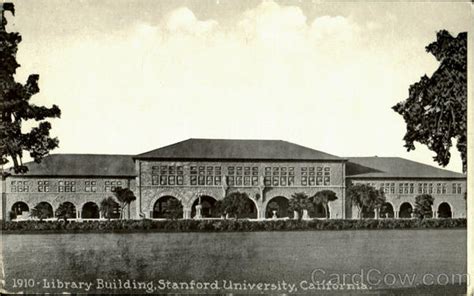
left=413, top=194, right=434, bottom=219
left=221, top=192, right=256, bottom=219
left=112, top=187, right=136, bottom=219
left=29, top=203, right=52, bottom=221
left=1, top=3, right=61, bottom=175
left=162, top=198, right=183, bottom=220
left=311, top=190, right=338, bottom=218
left=288, top=192, right=313, bottom=220
left=1, top=218, right=467, bottom=233
left=392, top=30, right=467, bottom=172
left=347, top=183, right=385, bottom=219
left=55, top=203, right=76, bottom=222
left=99, top=197, right=120, bottom=220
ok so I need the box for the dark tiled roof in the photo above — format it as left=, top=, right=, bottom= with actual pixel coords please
left=346, top=157, right=465, bottom=179
left=135, top=138, right=343, bottom=161
left=8, top=154, right=136, bottom=177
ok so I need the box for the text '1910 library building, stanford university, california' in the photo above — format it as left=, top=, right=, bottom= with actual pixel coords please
left=1, top=138, right=467, bottom=220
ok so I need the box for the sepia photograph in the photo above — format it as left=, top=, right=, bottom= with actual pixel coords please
left=0, top=0, right=472, bottom=294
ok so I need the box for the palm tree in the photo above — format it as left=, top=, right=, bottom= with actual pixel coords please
left=30, top=203, right=53, bottom=222
left=55, top=202, right=76, bottom=222
left=347, top=183, right=385, bottom=219
left=312, top=190, right=337, bottom=218
left=100, top=197, right=120, bottom=220
left=288, top=192, right=313, bottom=220
left=112, top=187, right=136, bottom=219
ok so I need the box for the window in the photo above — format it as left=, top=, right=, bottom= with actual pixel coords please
left=429, top=183, right=433, bottom=194
left=38, top=180, right=50, bottom=192
left=58, top=180, right=76, bottom=192
left=85, top=181, right=96, bottom=192
left=399, top=184, right=403, bottom=194
left=442, top=183, right=447, bottom=194
left=457, top=184, right=462, bottom=194
left=11, top=181, right=29, bottom=192
left=153, top=165, right=184, bottom=186
left=436, top=183, right=441, bottom=194
left=105, top=180, right=122, bottom=192
left=390, top=183, right=395, bottom=194
left=409, top=183, right=414, bottom=194
left=418, top=183, right=422, bottom=194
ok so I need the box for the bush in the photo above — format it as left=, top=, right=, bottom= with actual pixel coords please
left=0, top=218, right=467, bottom=234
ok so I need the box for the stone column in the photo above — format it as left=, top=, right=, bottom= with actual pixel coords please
left=293, top=211, right=299, bottom=220
left=433, top=206, right=437, bottom=218
left=195, top=204, right=202, bottom=219
left=302, top=209, right=310, bottom=220
left=375, top=208, right=380, bottom=220
left=183, top=207, right=191, bottom=219
left=394, top=210, right=399, bottom=219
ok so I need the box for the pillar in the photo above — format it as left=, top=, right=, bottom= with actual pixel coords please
left=394, top=210, right=399, bottom=219
left=183, top=207, right=191, bottom=219
left=302, top=209, right=310, bottom=220
left=194, top=204, right=202, bottom=219
left=375, top=208, right=380, bottom=220
left=257, top=207, right=266, bottom=220
left=293, top=211, right=299, bottom=220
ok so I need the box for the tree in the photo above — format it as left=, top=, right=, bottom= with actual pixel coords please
left=413, top=194, right=434, bottom=219
left=288, top=192, right=313, bottom=220
left=347, top=183, right=385, bottom=219
left=99, top=197, right=120, bottom=220
left=112, top=187, right=136, bottom=219
left=55, top=202, right=76, bottom=222
left=30, top=202, right=52, bottom=221
left=311, top=190, right=338, bottom=218
left=162, top=198, right=183, bottom=220
left=221, top=192, right=255, bottom=219
left=392, top=30, right=467, bottom=173
left=1, top=3, right=61, bottom=176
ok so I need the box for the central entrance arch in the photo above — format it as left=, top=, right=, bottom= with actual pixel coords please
left=152, top=196, right=182, bottom=219
left=191, top=195, right=219, bottom=218
left=265, top=196, right=291, bottom=219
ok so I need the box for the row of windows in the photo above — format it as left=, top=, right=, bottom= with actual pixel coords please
left=10, top=180, right=123, bottom=193
left=365, top=182, right=464, bottom=195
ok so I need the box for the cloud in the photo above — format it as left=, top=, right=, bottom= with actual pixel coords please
left=164, top=7, right=218, bottom=35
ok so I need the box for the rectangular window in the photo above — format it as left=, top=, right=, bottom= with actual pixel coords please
left=160, top=175, right=167, bottom=186
left=308, top=176, right=315, bottom=186
left=264, top=167, right=271, bottom=176
left=457, top=184, right=462, bottom=194
left=280, top=176, right=287, bottom=186
left=177, top=176, right=184, bottom=185
left=272, top=176, right=279, bottom=186
left=390, top=183, right=395, bottom=194
left=251, top=176, right=259, bottom=186
left=168, top=176, right=176, bottom=185
left=190, top=175, right=197, bottom=185
left=301, top=176, right=308, bottom=186
left=436, top=183, right=441, bottom=194
left=206, top=176, right=213, bottom=186
left=399, top=184, right=403, bottom=194
left=404, top=183, right=409, bottom=194
left=323, top=176, right=330, bottom=186
left=409, top=183, right=414, bottom=194
left=244, top=176, right=251, bottom=186
left=190, top=166, right=197, bottom=174
left=288, top=176, right=295, bottom=186
left=215, top=176, right=222, bottom=186
left=244, top=167, right=251, bottom=176
left=228, top=176, right=235, bottom=186
left=442, top=183, right=447, bottom=194
left=228, top=166, right=235, bottom=175
left=236, top=176, right=242, bottom=186
left=236, top=167, right=242, bottom=176
left=198, top=176, right=205, bottom=185
left=252, top=167, right=259, bottom=176
left=264, top=176, right=271, bottom=186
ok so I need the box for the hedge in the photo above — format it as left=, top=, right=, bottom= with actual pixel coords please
left=0, top=218, right=466, bottom=234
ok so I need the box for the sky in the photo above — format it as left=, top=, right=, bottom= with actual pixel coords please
left=5, top=0, right=472, bottom=173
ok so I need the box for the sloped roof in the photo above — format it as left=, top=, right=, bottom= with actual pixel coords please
left=8, top=154, right=136, bottom=177
left=346, top=157, right=465, bottom=179
left=135, top=138, right=343, bottom=161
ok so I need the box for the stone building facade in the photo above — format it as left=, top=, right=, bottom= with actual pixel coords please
left=1, top=139, right=467, bottom=220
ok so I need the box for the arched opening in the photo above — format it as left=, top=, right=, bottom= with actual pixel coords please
left=152, top=196, right=182, bottom=219
left=380, top=202, right=394, bottom=218
left=437, top=202, right=452, bottom=218
left=311, top=203, right=329, bottom=218
left=399, top=202, right=413, bottom=218
left=82, top=202, right=100, bottom=219
left=11, top=202, right=29, bottom=220
left=265, top=196, right=290, bottom=218
left=192, top=195, right=218, bottom=218
left=33, top=202, right=54, bottom=219
left=56, top=202, right=77, bottom=220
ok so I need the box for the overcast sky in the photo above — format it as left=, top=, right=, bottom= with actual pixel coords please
left=6, top=0, right=471, bottom=172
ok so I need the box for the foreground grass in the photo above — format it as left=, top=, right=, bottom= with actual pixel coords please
left=1, top=218, right=466, bottom=234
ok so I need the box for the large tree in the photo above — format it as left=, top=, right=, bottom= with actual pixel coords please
left=347, top=183, right=385, bottom=219
left=221, top=192, right=256, bottom=219
left=1, top=3, right=61, bottom=175
left=413, top=194, right=434, bottom=220
left=311, top=190, right=338, bottom=218
left=392, top=30, right=467, bottom=172
left=112, top=187, right=136, bottom=219
left=288, top=192, right=313, bottom=220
